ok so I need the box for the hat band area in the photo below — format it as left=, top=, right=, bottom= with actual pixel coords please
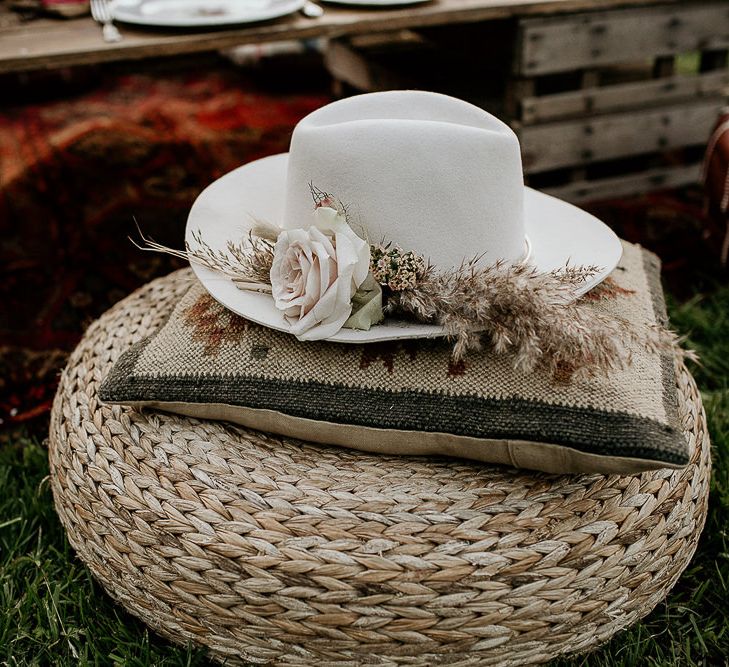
left=517, top=235, right=532, bottom=266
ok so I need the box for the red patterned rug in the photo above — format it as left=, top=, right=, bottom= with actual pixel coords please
left=0, top=61, right=330, bottom=430
left=0, top=61, right=722, bottom=433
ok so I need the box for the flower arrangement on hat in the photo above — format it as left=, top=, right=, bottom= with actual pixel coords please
left=140, top=183, right=685, bottom=381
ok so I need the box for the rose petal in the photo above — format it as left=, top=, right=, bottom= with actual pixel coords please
left=292, top=278, right=352, bottom=339
left=338, top=226, right=370, bottom=287
left=302, top=253, right=321, bottom=316
left=309, top=225, right=336, bottom=255
left=333, top=232, right=359, bottom=291
left=311, top=206, right=346, bottom=235
left=308, top=228, right=337, bottom=294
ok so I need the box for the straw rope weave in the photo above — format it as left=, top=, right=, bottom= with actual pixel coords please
left=49, top=271, right=711, bottom=666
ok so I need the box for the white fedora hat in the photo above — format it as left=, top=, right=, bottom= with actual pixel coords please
left=187, top=90, right=622, bottom=343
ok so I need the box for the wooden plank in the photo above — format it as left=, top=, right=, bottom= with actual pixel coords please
left=348, top=30, right=425, bottom=49
left=520, top=70, right=729, bottom=124
left=325, top=38, right=404, bottom=91
left=506, top=78, right=536, bottom=119
left=0, top=0, right=682, bottom=74
left=542, top=162, right=701, bottom=203
left=517, top=98, right=721, bottom=173
left=518, top=2, right=729, bottom=75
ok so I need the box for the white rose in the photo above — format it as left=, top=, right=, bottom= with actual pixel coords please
left=270, top=206, right=370, bottom=340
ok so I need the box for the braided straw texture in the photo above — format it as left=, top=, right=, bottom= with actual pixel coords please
left=49, top=271, right=711, bottom=666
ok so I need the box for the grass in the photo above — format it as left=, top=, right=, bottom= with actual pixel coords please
left=0, top=438, right=207, bottom=666
left=1, top=286, right=728, bottom=666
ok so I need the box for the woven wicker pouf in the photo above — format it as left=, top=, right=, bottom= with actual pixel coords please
left=49, top=271, right=711, bottom=666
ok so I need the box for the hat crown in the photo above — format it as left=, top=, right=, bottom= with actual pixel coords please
left=282, top=91, right=526, bottom=268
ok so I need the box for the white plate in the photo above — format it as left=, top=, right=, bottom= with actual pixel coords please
left=111, top=0, right=306, bottom=27
left=186, top=153, right=623, bottom=344
left=321, top=0, right=429, bottom=6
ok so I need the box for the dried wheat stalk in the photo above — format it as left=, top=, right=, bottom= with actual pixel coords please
left=133, top=227, right=274, bottom=291
left=385, top=258, right=686, bottom=379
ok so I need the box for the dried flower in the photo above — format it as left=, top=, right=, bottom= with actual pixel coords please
left=310, top=183, right=348, bottom=217
left=370, top=244, right=426, bottom=291
left=385, top=257, right=681, bottom=378
left=133, top=226, right=274, bottom=292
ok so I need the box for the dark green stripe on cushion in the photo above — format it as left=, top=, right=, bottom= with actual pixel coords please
left=100, top=358, right=688, bottom=466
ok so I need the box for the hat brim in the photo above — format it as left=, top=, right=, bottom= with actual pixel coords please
left=186, top=153, right=622, bottom=344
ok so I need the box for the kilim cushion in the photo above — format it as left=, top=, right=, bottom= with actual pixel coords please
left=99, top=240, right=689, bottom=474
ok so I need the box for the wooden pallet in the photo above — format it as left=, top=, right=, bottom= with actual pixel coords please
left=510, top=1, right=729, bottom=200
left=324, top=1, right=729, bottom=202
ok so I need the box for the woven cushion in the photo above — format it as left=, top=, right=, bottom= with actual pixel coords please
left=99, top=241, right=688, bottom=474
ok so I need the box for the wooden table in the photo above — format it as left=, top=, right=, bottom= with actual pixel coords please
left=0, top=0, right=679, bottom=74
